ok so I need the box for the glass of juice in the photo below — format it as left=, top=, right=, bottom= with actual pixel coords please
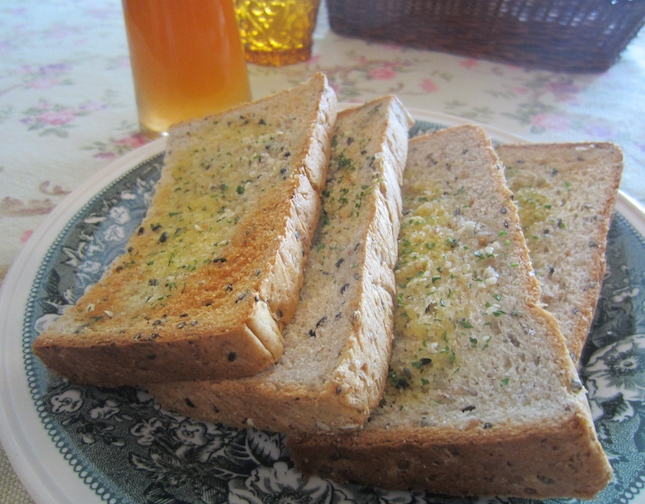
left=235, top=0, right=322, bottom=66
left=122, top=0, right=252, bottom=139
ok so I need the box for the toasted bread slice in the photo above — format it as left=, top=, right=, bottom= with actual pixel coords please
left=289, top=126, right=612, bottom=499
left=497, top=142, right=623, bottom=364
left=33, top=73, right=338, bottom=386
left=147, top=96, right=414, bottom=433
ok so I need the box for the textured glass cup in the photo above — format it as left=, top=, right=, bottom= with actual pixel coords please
left=122, top=0, right=252, bottom=138
left=235, top=0, right=322, bottom=66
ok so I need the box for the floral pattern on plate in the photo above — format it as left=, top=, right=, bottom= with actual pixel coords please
left=23, top=122, right=645, bottom=504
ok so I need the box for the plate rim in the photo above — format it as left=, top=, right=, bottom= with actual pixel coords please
left=0, top=108, right=643, bottom=504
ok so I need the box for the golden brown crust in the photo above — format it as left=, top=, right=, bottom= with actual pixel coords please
left=33, top=73, right=338, bottom=387
left=148, top=96, right=414, bottom=433
left=289, top=406, right=611, bottom=499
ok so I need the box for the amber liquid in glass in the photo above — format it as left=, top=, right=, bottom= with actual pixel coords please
left=123, top=0, right=252, bottom=138
left=235, top=0, right=321, bottom=66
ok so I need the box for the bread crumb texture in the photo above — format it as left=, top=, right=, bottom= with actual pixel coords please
left=33, top=73, right=338, bottom=386
left=148, top=96, right=414, bottom=434
left=498, top=142, right=623, bottom=363
left=288, top=126, right=612, bottom=500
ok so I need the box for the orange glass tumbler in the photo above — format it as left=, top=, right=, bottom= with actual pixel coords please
left=122, top=0, right=252, bottom=138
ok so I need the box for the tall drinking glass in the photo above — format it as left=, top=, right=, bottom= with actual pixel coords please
left=122, top=0, right=252, bottom=138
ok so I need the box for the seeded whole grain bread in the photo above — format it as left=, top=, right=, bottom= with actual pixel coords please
left=497, top=142, right=623, bottom=364
left=147, top=96, right=414, bottom=433
left=33, top=73, right=338, bottom=387
left=288, top=125, right=612, bottom=499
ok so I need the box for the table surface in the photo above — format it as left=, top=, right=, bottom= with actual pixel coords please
left=1, top=1, right=644, bottom=502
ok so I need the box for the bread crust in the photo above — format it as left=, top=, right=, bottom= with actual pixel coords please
left=148, top=96, right=414, bottom=433
left=33, top=73, right=338, bottom=386
left=497, top=142, right=623, bottom=364
left=288, top=126, right=612, bottom=499
left=290, top=406, right=610, bottom=499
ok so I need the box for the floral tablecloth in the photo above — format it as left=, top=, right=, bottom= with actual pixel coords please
left=1, top=0, right=644, bottom=502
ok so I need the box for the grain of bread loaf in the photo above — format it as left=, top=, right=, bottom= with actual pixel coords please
left=33, top=73, right=338, bottom=387
left=497, top=142, right=623, bottom=364
left=288, top=125, right=612, bottom=499
left=147, top=96, right=414, bottom=433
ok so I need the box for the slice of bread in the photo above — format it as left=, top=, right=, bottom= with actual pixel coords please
left=147, top=96, right=414, bottom=433
left=288, top=125, right=612, bottom=499
left=497, top=142, right=623, bottom=364
left=33, top=73, right=338, bottom=387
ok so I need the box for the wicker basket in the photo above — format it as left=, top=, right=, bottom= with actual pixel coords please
left=326, top=0, right=645, bottom=72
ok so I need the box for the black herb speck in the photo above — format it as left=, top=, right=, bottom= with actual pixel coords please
left=309, top=329, right=316, bottom=337
left=137, top=227, right=145, bottom=235
left=185, top=398, right=196, bottom=408
left=149, top=279, right=158, bottom=286
left=228, top=352, right=237, bottom=362
left=336, top=258, right=345, bottom=268
left=159, top=231, right=169, bottom=243
left=396, top=379, right=409, bottom=389
left=461, top=405, right=476, bottom=412
left=316, top=316, right=327, bottom=327
left=340, top=283, right=350, bottom=294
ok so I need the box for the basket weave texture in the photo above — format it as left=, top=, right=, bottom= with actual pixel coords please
left=326, top=0, right=645, bottom=72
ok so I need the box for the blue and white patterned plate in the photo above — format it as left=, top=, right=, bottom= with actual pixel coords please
left=1, top=110, right=645, bottom=504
